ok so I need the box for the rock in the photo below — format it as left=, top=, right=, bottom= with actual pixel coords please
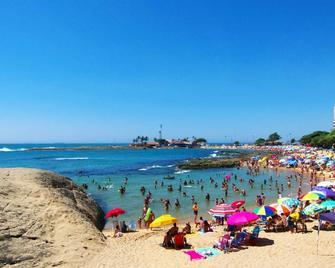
left=0, top=168, right=106, bottom=268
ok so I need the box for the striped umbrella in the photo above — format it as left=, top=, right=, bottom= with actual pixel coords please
left=208, top=204, right=237, bottom=217
left=269, top=203, right=291, bottom=216
left=253, top=205, right=276, bottom=217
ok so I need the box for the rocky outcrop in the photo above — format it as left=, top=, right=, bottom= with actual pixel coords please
left=0, top=168, right=106, bottom=268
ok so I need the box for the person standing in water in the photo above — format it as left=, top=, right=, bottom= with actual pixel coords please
left=192, top=202, right=199, bottom=224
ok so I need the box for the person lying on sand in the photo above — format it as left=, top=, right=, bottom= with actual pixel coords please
left=182, top=222, right=192, bottom=235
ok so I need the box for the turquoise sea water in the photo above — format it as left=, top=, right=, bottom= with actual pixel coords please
left=0, top=144, right=306, bottom=224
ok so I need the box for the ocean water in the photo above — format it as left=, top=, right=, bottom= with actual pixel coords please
left=0, top=144, right=304, bottom=224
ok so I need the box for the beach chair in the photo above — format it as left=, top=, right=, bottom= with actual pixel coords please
left=231, top=231, right=247, bottom=248
left=174, top=233, right=185, bottom=249
left=249, top=226, right=260, bottom=245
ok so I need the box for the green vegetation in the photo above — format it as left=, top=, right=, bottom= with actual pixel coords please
left=234, top=141, right=241, bottom=146
left=300, top=130, right=335, bottom=148
left=255, top=138, right=266, bottom=146
left=255, top=132, right=282, bottom=146
left=268, top=132, right=281, bottom=142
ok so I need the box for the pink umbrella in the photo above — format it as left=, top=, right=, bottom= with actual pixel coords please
left=227, top=211, right=258, bottom=226
left=208, top=204, right=237, bottom=216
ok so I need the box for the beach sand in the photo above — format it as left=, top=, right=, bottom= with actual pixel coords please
left=84, top=223, right=335, bottom=268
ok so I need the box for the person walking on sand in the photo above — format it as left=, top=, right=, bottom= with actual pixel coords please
left=193, top=202, right=199, bottom=224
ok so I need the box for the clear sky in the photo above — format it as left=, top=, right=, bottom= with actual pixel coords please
left=0, top=0, right=334, bottom=143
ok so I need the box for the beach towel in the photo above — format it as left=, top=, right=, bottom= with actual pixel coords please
left=183, top=250, right=205, bottom=261
left=195, top=247, right=221, bottom=257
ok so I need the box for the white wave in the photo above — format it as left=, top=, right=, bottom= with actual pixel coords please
left=184, top=185, right=193, bottom=188
left=175, top=170, right=191, bottom=174
left=139, top=164, right=174, bottom=171
left=209, top=153, right=217, bottom=158
left=54, top=157, right=89, bottom=161
left=0, top=147, right=27, bottom=152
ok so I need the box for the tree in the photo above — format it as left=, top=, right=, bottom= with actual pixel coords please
left=255, top=138, right=266, bottom=146
left=268, top=132, right=281, bottom=142
left=195, top=138, right=207, bottom=143
left=234, top=141, right=240, bottom=146
left=300, top=131, right=329, bottom=145
left=290, top=138, right=296, bottom=144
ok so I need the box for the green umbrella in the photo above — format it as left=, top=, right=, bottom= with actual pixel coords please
left=320, top=200, right=335, bottom=210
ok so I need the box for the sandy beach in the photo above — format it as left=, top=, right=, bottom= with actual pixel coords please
left=84, top=223, right=335, bottom=268
left=1, top=164, right=335, bottom=268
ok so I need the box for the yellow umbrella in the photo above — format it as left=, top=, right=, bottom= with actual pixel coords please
left=149, top=214, right=177, bottom=228
left=289, top=212, right=300, bottom=221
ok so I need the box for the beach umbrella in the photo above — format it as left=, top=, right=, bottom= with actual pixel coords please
left=320, top=200, right=335, bottom=210
left=277, top=197, right=290, bottom=204
left=105, top=207, right=125, bottom=219
left=303, top=203, right=325, bottom=216
left=149, top=214, right=177, bottom=228
left=231, top=200, right=245, bottom=208
left=300, top=192, right=326, bottom=201
left=289, top=212, right=300, bottom=221
left=319, top=212, right=335, bottom=224
left=282, top=198, right=300, bottom=208
left=253, top=206, right=276, bottom=217
left=269, top=203, right=291, bottom=216
left=312, top=187, right=335, bottom=199
left=227, top=212, right=258, bottom=226
left=208, top=204, right=237, bottom=216
left=317, top=181, right=335, bottom=188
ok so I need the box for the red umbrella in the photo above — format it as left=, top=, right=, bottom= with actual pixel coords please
left=105, top=208, right=125, bottom=219
left=231, top=200, right=245, bottom=208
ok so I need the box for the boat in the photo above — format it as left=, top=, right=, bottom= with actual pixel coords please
left=163, top=175, right=175, bottom=180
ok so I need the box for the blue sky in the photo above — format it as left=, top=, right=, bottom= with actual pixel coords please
left=0, top=0, right=334, bottom=143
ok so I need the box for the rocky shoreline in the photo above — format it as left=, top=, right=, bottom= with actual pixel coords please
left=0, top=168, right=106, bottom=268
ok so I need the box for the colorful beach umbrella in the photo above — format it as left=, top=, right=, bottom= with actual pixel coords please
left=281, top=198, right=300, bottom=208
left=208, top=204, right=237, bottom=216
left=269, top=203, right=291, bottom=216
left=149, top=214, right=177, bottom=228
left=300, top=192, right=326, bottom=201
left=303, top=203, right=325, bottom=216
left=277, top=197, right=290, bottom=204
left=227, top=212, right=258, bottom=226
left=105, top=207, right=125, bottom=219
left=312, top=188, right=335, bottom=199
left=253, top=206, right=276, bottom=217
left=320, top=200, right=335, bottom=210
left=231, top=200, right=245, bottom=208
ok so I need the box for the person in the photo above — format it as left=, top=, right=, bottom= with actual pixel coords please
left=287, top=215, right=295, bottom=233
left=193, top=202, right=199, bottom=224
left=137, top=217, right=142, bottom=229
left=203, top=220, right=213, bottom=233
left=175, top=198, right=180, bottom=208
left=163, top=223, right=179, bottom=248
left=113, top=225, right=123, bottom=238
left=182, top=222, right=192, bottom=234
